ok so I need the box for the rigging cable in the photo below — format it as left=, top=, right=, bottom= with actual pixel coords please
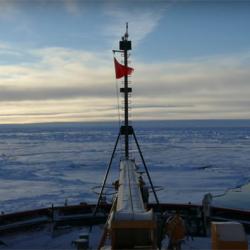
left=113, top=51, right=123, bottom=157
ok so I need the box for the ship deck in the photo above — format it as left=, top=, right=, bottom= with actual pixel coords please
left=0, top=203, right=250, bottom=249
left=0, top=223, right=250, bottom=250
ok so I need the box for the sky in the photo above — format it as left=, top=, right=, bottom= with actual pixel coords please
left=0, top=0, right=250, bottom=124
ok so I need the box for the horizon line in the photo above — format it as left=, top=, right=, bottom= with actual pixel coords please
left=1, top=118, right=250, bottom=127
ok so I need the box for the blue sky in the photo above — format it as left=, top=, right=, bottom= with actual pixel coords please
left=0, top=0, right=250, bottom=124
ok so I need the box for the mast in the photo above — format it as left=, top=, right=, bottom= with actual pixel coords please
left=120, top=22, right=132, bottom=159
left=93, top=24, right=160, bottom=219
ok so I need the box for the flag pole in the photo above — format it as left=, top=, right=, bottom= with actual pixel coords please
left=123, top=23, right=129, bottom=159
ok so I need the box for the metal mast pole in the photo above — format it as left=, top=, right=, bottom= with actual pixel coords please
left=124, top=23, right=129, bottom=159
left=119, top=23, right=132, bottom=159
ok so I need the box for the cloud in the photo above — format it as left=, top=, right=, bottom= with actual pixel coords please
left=0, top=98, right=118, bottom=124
left=0, top=43, right=250, bottom=123
left=131, top=52, right=250, bottom=119
left=103, top=1, right=170, bottom=46
left=63, top=0, right=81, bottom=15
left=0, top=46, right=113, bottom=92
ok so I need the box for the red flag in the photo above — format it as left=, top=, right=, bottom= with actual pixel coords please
left=114, top=57, right=134, bottom=79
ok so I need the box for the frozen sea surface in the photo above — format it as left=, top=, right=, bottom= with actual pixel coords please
left=0, top=120, right=250, bottom=213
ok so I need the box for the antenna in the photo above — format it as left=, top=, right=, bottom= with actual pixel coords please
left=125, top=22, right=129, bottom=39
left=119, top=23, right=132, bottom=159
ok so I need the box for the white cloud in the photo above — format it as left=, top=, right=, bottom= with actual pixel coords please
left=103, top=1, right=171, bottom=46
left=0, top=44, right=250, bottom=124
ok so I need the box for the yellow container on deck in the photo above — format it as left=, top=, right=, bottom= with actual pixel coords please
left=211, top=222, right=248, bottom=250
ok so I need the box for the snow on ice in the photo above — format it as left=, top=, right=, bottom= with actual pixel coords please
left=0, top=121, right=250, bottom=213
